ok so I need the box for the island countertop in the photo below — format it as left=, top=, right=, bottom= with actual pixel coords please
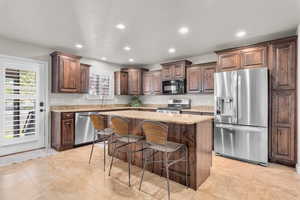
left=99, top=110, right=213, bottom=124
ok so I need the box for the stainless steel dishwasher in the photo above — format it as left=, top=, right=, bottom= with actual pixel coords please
left=75, top=112, right=102, bottom=145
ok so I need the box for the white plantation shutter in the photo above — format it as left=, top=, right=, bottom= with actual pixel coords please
left=0, top=66, right=40, bottom=146
left=87, top=73, right=113, bottom=99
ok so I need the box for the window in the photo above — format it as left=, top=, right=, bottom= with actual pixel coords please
left=1, top=67, right=38, bottom=145
left=87, top=73, right=113, bottom=100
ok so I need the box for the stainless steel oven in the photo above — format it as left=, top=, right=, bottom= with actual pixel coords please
left=162, top=80, right=185, bottom=94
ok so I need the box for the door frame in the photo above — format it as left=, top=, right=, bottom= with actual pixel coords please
left=0, top=54, right=49, bottom=155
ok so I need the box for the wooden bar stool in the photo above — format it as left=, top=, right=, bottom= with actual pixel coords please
left=108, top=116, right=145, bottom=187
left=139, top=121, right=188, bottom=200
left=89, top=114, right=114, bottom=171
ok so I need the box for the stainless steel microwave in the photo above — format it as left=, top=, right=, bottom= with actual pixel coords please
left=162, top=80, right=185, bottom=94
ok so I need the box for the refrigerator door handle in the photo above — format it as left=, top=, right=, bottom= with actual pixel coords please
left=232, top=71, right=238, bottom=123
left=237, top=74, right=242, bottom=122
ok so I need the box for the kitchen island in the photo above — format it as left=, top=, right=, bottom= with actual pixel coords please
left=100, top=110, right=213, bottom=190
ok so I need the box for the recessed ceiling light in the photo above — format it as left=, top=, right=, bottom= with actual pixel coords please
left=236, top=30, right=246, bottom=38
left=101, top=57, right=107, bottom=61
left=115, top=23, right=126, bottom=30
left=129, top=58, right=134, bottom=62
left=178, top=27, right=189, bottom=35
left=123, top=46, right=131, bottom=51
left=75, top=44, right=83, bottom=49
left=168, top=48, right=176, bottom=54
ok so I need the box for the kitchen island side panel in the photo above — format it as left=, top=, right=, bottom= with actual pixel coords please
left=107, top=116, right=212, bottom=190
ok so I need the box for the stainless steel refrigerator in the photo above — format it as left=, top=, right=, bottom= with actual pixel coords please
left=214, top=68, right=268, bottom=165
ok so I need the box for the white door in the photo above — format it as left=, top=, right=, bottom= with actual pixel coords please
left=0, top=56, right=47, bottom=156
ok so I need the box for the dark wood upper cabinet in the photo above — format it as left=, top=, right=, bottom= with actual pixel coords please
left=173, top=62, right=186, bottom=79
left=114, top=71, right=128, bottom=95
left=269, top=38, right=296, bottom=90
left=216, top=45, right=267, bottom=71
left=143, top=70, right=162, bottom=95
left=51, top=51, right=82, bottom=93
left=240, top=46, right=267, bottom=69
left=271, top=90, right=296, bottom=165
left=121, top=67, right=148, bottom=95
left=161, top=60, right=192, bottom=80
left=143, top=72, right=153, bottom=95
left=187, top=66, right=202, bottom=93
left=217, top=51, right=240, bottom=72
left=161, top=65, right=173, bottom=80
left=187, top=62, right=216, bottom=94
left=202, top=63, right=216, bottom=93
left=152, top=70, right=162, bottom=94
left=80, top=64, right=90, bottom=93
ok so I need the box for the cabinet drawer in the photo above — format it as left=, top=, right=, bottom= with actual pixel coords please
left=62, top=112, right=75, bottom=119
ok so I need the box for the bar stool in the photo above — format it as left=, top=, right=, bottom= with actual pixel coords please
left=108, top=116, right=145, bottom=187
left=139, top=121, right=188, bottom=200
left=89, top=114, right=114, bottom=171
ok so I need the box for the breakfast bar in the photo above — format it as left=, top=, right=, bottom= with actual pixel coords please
left=100, top=110, right=213, bottom=190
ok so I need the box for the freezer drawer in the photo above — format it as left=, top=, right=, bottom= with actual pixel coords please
left=214, top=123, right=268, bottom=165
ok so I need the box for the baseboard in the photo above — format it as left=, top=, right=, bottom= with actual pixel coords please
left=296, top=164, right=300, bottom=174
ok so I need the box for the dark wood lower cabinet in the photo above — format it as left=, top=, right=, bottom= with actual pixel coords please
left=61, top=118, right=75, bottom=147
left=271, top=90, right=296, bottom=165
left=51, top=112, right=75, bottom=151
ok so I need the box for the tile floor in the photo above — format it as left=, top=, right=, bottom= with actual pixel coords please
left=0, top=145, right=300, bottom=200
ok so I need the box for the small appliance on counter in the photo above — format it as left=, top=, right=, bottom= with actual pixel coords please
left=157, top=98, right=191, bottom=114
left=162, top=79, right=185, bottom=94
left=214, top=67, right=268, bottom=166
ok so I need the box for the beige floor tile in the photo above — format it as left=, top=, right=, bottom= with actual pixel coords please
left=0, top=145, right=299, bottom=200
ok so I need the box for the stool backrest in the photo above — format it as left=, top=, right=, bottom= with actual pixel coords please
left=90, top=114, right=105, bottom=131
left=111, top=116, right=129, bottom=136
left=142, top=121, right=168, bottom=145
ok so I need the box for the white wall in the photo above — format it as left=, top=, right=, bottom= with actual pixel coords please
left=0, top=36, right=129, bottom=106
left=297, top=25, right=300, bottom=174
left=144, top=53, right=217, bottom=106
left=50, top=58, right=130, bottom=105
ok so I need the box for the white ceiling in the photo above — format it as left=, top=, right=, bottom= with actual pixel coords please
left=0, top=0, right=299, bottom=65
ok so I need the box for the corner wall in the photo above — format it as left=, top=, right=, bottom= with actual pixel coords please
left=297, top=25, right=300, bottom=174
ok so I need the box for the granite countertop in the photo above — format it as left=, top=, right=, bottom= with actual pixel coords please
left=99, top=110, right=213, bottom=125
left=51, top=104, right=214, bottom=113
left=51, top=106, right=157, bottom=113
left=50, top=104, right=214, bottom=114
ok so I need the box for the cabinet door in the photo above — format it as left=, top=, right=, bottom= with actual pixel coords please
left=114, top=71, right=128, bottom=95
left=143, top=72, right=152, bottom=95
left=202, top=64, right=216, bottom=93
left=271, top=90, right=296, bottom=164
left=187, top=66, right=202, bottom=93
left=61, top=118, right=74, bottom=148
left=217, top=52, right=240, bottom=72
left=80, top=64, right=90, bottom=93
left=128, top=69, right=142, bottom=95
left=59, top=56, right=80, bottom=92
left=162, top=65, right=173, bottom=80
left=270, top=40, right=296, bottom=90
left=240, top=46, right=267, bottom=69
left=152, top=70, right=162, bottom=94
left=173, top=63, right=185, bottom=79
